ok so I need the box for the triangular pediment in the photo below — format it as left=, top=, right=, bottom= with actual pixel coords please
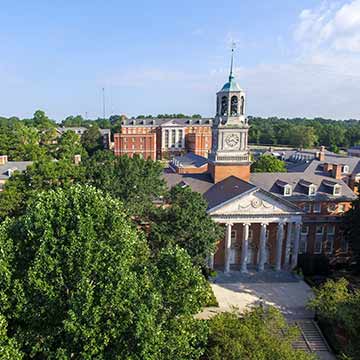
left=208, top=188, right=301, bottom=216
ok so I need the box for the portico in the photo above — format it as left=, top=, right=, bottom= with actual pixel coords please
left=206, top=184, right=303, bottom=273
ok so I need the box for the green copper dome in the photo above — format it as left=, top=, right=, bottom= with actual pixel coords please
left=221, top=75, right=242, bottom=92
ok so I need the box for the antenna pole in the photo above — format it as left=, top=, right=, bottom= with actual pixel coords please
left=229, top=41, right=236, bottom=80
left=102, top=87, right=106, bottom=120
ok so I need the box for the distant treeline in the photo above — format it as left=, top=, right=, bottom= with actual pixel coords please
left=248, top=116, right=360, bottom=152
left=2, top=112, right=360, bottom=151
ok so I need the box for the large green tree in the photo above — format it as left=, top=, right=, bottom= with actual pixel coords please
left=57, top=130, right=87, bottom=160
left=84, top=151, right=166, bottom=217
left=345, top=197, right=360, bottom=270
left=0, top=185, right=209, bottom=359
left=251, top=155, right=287, bottom=173
left=205, top=306, right=315, bottom=360
left=308, top=278, right=360, bottom=359
left=81, top=126, right=103, bottom=155
left=148, top=185, right=223, bottom=268
left=0, top=159, right=85, bottom=220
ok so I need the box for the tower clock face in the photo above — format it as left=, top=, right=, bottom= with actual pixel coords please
left=225, top=134, right=240, bottom=148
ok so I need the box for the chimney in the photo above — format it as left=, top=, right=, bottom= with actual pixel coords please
left=74, top=154, right=81, bottom=165
left=332, top=164, right=342, bottom=179
left=0, top=155, right=8, bottom=165
left=316, top=146, right=326, bottom=161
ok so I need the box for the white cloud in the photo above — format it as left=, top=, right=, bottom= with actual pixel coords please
left=295, top=0, right=360, bottom=53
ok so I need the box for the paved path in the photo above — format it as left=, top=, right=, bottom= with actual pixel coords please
left=199, top=270, right=314, bottom=319
left=197, top=270, right=336, bottom=359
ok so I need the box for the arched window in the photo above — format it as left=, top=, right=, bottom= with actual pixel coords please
left=240, top=96, right=245, bottom=115
left=230, top=96, right=238, bottom=116
left=221, top=96, right=228, bottom=115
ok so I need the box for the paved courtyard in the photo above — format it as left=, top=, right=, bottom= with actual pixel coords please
left=199, top=269, right=315, bottom=320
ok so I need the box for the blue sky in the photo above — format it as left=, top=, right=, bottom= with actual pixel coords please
left=1, top=0, right=360, bottom=120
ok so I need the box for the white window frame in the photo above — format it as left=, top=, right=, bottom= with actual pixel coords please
left=300, top=225, right=308, bottom=254
left=333, top=185, right=341, bottom=196
left=313, top=202, right=321, bottom=213
left=343, top=165, right=349, bottom=174
left=325, top=225, right=335, bottom=254
left=314, top=225, right=324, bottom=254
left=338, top=203, right=345, bottom=213
left=309, top=185, right=317, bottom=196
left=284, top=185, right=292, bottom=197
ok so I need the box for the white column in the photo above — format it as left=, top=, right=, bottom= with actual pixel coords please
left=258, top=223, right=268, bottom=271
left=241, top=223, right=250, bottom=273
left=284, top=222, right=293, bottom=267
left=175, top=129, right=179, bottom=148
left=224, top=223, right=232, bottom=273
left=275, top=222, right=285, bottom=271
left=182, top=129, right=185, bottom=148
left=291, top=223, right=301, bottom=269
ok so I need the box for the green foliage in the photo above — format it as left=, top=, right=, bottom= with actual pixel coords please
left=308, top=278, right=350, bottom=320
left=0, top=315, right=23, bottom=360
left=205, top=306, right=315, bottom=360
left=0, top=185, right=209, bottom=359
left=345, top=196, right=360, bottom=269
left=308, top=278, right=360, bottom=359
left=251, top=155, right=287, bottom=173
left=0, top=159, right=85, bottom=220
left=247, top=116, right=360, bottom=149
left=57, top=130, right=87, bottom=160
left=81, top=126, right=103, bottom=155
left=84, top=151, right=166, bottom=217
left=149, top=186, right=223, bottom=267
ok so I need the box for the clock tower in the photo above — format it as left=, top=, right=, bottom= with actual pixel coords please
left=208, top=49, right=251, bottom=183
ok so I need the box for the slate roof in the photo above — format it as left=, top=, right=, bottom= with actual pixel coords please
left=121, top=118, right=213, bottom=127
left=0, top=161, right=33, bottom=180
left=170, top=153, right=208, bottom=169
left=250, top=171, right=356, bottom=202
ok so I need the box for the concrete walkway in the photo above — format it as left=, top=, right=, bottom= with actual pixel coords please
left=199, top=270, right=314, bottom=319
left=197, top=270, right=336, bottom=359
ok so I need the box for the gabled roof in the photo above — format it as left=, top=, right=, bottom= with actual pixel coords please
left=250, top=171, right=356, bottom=201
left=0, top=161, right=33, bottom=180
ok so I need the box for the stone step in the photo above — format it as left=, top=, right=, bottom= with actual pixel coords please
left=294, top=320, right=331, bottom=353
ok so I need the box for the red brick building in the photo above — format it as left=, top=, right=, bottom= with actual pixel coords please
left=113, top=118, right=212, bottom=160
left=163, top=61, right=356, bottom=273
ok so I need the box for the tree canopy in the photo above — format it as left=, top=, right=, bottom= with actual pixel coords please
left=205, top=306, right=315, bottom=360
left=84, top=151, right=166, bottom=217
left=308, top=278, right=360, bottom=359
left=149, top=185, right=223, bottom=267
left=0, top=185, right=209, bottom=359
left=251, top=155, right=287, bottom=173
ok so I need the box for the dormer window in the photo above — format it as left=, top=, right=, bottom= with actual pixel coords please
left=323, top=180, right=342, bottom=196
left=299, top=179, right=317, bottom=196
left=342, top=165, right=349, bottom=174
left=276, top=180, right=292, bottom=196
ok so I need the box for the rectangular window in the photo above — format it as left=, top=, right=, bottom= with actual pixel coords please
left=338, top=204, right=345, bottom=213
left=299, top=225, right=309, bottom=254
left=303, top=203, right=312, bottom=213
left=340, top=235, right=349, bottom=253
left=171, top=130, right=176, bottom=147
left=314, top=225, right=324, bottom=254
left=164, top=130, right=169, bottom=148
left=325, top=225, right=335, bottom=254
left=178, top=129, right=183, bottom=148
left=313, top=203, right=321, bottom=213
